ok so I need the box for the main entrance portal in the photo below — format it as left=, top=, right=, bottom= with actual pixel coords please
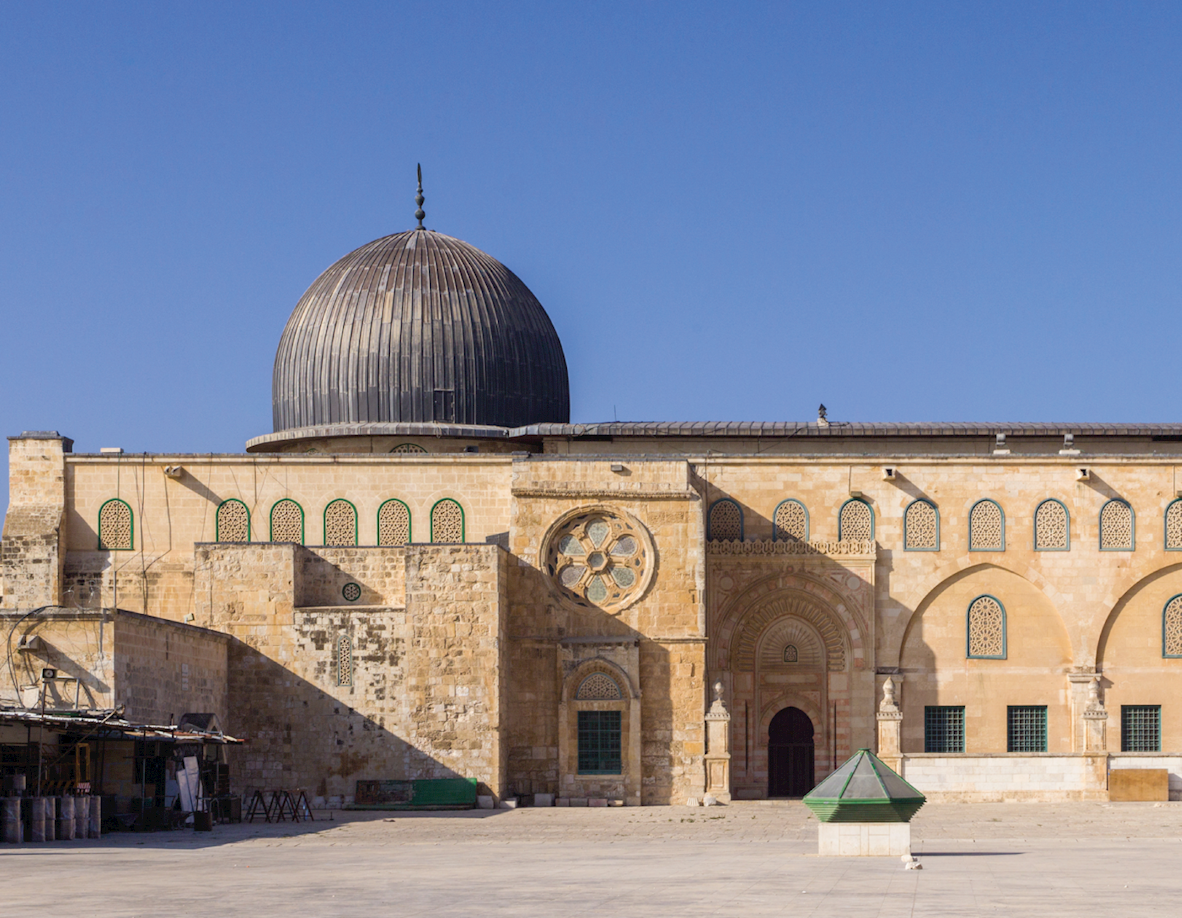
left=767, top=707, right=815, bottom=797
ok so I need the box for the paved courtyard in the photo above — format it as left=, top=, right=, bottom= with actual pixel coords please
left=4, top=801, right=1182, bottom=916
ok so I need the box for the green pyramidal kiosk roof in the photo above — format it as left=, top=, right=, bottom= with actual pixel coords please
left=803, top=749, right=926, bottom=823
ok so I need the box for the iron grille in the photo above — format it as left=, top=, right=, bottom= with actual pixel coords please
left=577, top=710, right=622, bottom=774
left=1007, top=706, right=1047, bottom=752
left=1121, top=705, right=1161, bottom=752
left=924, top=706, right=965, bottom=753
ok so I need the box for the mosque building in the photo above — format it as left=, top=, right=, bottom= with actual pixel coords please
left=4, top=177, right=1182, bottom=805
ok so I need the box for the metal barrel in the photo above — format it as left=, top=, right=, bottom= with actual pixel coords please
left=2, top=798, right=22, bottom=843
left=57, top=795, right=74, bottom=840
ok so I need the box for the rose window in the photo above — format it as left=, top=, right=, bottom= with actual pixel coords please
left=545, top=511, right=650, bottom=610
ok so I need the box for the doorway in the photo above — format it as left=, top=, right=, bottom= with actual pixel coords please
left=767, top=707, right=815, bottom=797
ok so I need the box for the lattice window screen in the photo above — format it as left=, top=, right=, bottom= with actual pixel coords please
left=1168, top=500, right=1182, bottom=550
left=1121, top=705, right=1161, bottom=752
left=391, top=443, right=427, bottom=454
left=839, top=500, right=873, bottom=541
left=378, top=500, right=411, bottom=546
left=324, top=500, right=357, bottom=546
left=1164, top=595, right=1182, bottom=657
left=1034, top=500, right=1068, bottom=550
left=709, top=500, right=742, bottom=541
left=216, top=500, right=249, bottom=542
left=576, top=672, right=623, bottom=700
left=98, top=500, right=133, bottom=550
left=924, top=706, right=965, bottom=753
left=773, top=500, right=807, bottom=541
left=967, top=595, right=1005, bottom=658
left=431, top=499, right=463, bottom=543
left=970, top=500, right=1004, bottom=551
left=1100, top=500, right=1133, bottom=550
left=336, top=635, right=353, bottom=687
left=905, top=500, right=938, bottom=550
left=271, top=499, right=303, bottom=543
left=1007, top=706, right=1047, bottom=752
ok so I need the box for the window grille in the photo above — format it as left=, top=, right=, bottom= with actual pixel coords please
left=783, top=644, right=798, bottom=663
left=216, top=499, right=250, bottom=542
left=336, top=635, right=353, bottom=687
left=773, top=499, right=808, bottom=542
left=969, top=500, right=1004, bottom=551
left=839, top=499, right=874, bottom=541
left=577, top=710, right=622, bottom=774
left=1121, top=705, right=1161, bottom=752
left=708, top=499, right=743, bottom=541
left=1099, top=500, right=1134, bottom=551
left=1166, top=499, right=1182, bottom=550
left=430, top=498, right=464, bottom=543
left=904, top=499, right=939, bottom=551
left=324, top=499, right=357, bottom=546
left=1007, top=706, right=1047, bottom=752
left=390, top=443, right=427, bottom=454
left=270, top=499, right=304, bottom=543
left=377, top=499, right=411, bottom=546
left=576, top=673, right=622, bottom=700
left=97, top=499, right=133, bottom=551
left=924, top=706, right=965, bottom=753
left=966, top=595, right=1006, bottom=659
left=1034, top=499, right=1069, bottom=551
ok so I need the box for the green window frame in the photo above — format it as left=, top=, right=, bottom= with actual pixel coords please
left=1099, top=499, right=1135, bottom=552
left=577, top=710, right=622, bottom=774
left=1007, top=706, right=1047, bottom=752
left=377, top=498, right=413, bottom=546
left=1121, top=705, right=1161, bottom=752
left=269, top=499, right=305, bottom=544
left=97, top=498, right=134, bottom=551
left=708, top=498, right=743, bottom=541
left=772, top=498, right=809, bottom=542
left=838, top=497, right=875, bottom=541
left=903, top=498, right=940, bottom=551
left=323, top=498, right=359, bottom=547
left=215, top=498, right=251, bottom=542
left=429, top=498, right=465, bottom=543
left=924, top=706, right=965, bottom=753
left=1034, top=498, right=1070, bottom=551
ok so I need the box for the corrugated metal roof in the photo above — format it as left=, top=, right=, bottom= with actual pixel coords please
left=272, top=229, right=569, bottom=432
left=512, top=421, right=1182, bottom=438
left=0, top=708, right=245, bottom=744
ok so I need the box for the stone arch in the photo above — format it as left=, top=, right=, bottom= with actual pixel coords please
left=1095, top=562, right=1182, bottom=668
left=759, top=691, right=823, bottom=736
left=755, top=616, right=826, bottom=669
left=733, top=593, right=848, bottom=672
left=715, top=572, right=866, bottom=672
left=561, top=657, right=639, bottom=702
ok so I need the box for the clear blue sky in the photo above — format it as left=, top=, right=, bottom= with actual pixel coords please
left=3, top=2, right=1182, bottom=513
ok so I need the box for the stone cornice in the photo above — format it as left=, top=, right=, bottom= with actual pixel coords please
left=707, top=539, right=876, bottom=558
left=512, top=482, right=698, bottom=501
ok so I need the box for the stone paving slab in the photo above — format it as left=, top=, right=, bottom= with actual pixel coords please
left=3, top=802, right=1182, bottom=916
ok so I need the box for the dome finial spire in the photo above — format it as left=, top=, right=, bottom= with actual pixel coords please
left=414, top=163, right=426, bottom=229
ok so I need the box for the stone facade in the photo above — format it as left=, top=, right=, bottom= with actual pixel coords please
left=7, top=428, right=1182, bottom=803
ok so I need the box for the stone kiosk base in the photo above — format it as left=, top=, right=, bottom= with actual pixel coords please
left=818, top=822, right=911, bottom=857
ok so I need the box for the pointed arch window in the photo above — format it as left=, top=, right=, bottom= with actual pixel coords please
left=773, top=499, right=808, bottom=542
left=430, top=498, right=464, bottom=543
left=377, top=499, right=411, bottom=546
left=215, top=499, right=250, bottom=542
left=1099, top=499, right=1134, bottom=551
left=1034, top=499, right=1069, bottom=551
left=708, top=498, right=743, bottom=542
left=904, top=499, right=939, bottom=551
left=967, top=594, right=1006, bottom=659
left=98, top=498, right=133, bottom=551
left=1166, top=499, right=1182, bottom=551
left=838, top=498, right=874, bottom=541
left=323, top=499, right=358, bottom=546
left=969, top=499, right=1004, bottom=552
left=270, top=499, right=304, bottom=544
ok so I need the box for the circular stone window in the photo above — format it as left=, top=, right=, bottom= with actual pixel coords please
left=543, top=508, right=653, bottom=612
left=342, top=582, right=362, bottom=602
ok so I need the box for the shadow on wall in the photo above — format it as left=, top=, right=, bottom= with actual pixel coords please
left=226, top=634, right=471, bottom=805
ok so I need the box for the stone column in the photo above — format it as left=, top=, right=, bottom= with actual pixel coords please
left=1069, top=672, right=1108, bottom=752
left=876, top=674, right=903, bottom=774
left=703, top=680, right=732, bottom=803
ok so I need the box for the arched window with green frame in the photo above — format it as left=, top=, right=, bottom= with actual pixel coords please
left=708, top=498, right=743, bottom=541
left=430, top=498, right=464, bottom=543
left=323, top=499, right=358, bottom=546
left=377, top=498, right=412, bottom=546
left=838, top=497, right=874, bottom=541
left=270, top=498, right=304, bottom=544
left=216, top=499, right=251, bottom=542
left=772, top=499, right=808, bottom=542
left=98, top=498, right=134, bottom=550
left=904, top=498, right=939, bottom=551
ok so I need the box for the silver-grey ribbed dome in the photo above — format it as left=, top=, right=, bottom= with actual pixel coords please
left=272, top=229, right=570, bottom=432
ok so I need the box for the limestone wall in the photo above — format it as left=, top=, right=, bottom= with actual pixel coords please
left=2, top=435, right=69, bottom=609
left=111, top=611, right=228, bottom=725
left=0, top=609, right=113, bottom=710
